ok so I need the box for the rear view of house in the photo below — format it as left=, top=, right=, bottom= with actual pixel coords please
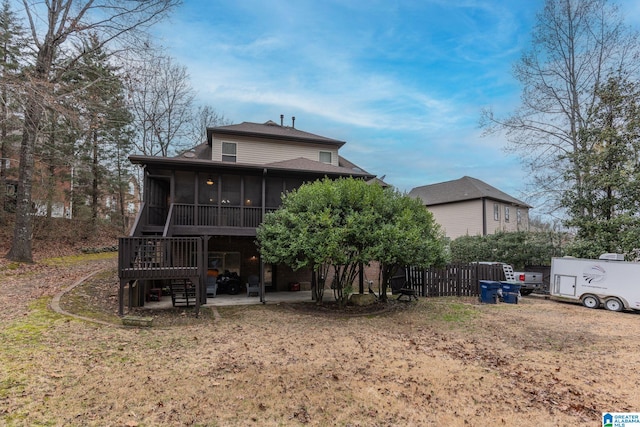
left=118, top=118, right=376, bottom=314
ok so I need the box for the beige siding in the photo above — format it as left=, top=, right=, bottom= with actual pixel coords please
left=486, top=201, right=530, bottom=234
left=212, top=135, right=339, bottom=166
left=427, top=200, right=484, bottom=239
left=427, top=200, right=531, bottom=239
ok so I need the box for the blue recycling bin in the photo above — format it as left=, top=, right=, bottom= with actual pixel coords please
left=500, top=282, right=521, bottom=304
left=479, top=280, right=502, bottom=304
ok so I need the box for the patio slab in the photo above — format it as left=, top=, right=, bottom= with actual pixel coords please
left=141, top=290, right=316, bottom=309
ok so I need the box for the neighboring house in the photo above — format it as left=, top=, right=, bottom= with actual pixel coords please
left=3, top=156, right=140, bottom=225
left=3, top=157, right=72, bottom=218
left=100, top=176, right=142, bottom=229
left=409, top=176, right=531, bottom=239
left=118, top=119, right=376, bottom=314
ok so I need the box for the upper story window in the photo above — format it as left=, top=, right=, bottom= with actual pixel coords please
left=222, top=142, right=237, bottom=163
left=493, top=203, right=500, bottom=221
left=319, top=151, right=332, bottom=164
left=505, top=206, right=510, bottom=222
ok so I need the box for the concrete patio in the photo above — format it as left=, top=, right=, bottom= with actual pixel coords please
left=141, top=290, right=317, bottom=309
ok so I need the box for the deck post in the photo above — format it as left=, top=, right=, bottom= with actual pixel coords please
left=260, top=258, right=265, bottom=304
left=118, top=279, right=125, bottom=316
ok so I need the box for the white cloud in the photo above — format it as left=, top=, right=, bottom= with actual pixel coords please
left=154, top=0, right=540, bottom=198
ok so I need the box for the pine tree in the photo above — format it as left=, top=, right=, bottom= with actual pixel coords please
left=0, top=0, right=27, bottom=223
left=563, top=74, right=640, bottom=256
left=60, top=33, right=134, bottom=226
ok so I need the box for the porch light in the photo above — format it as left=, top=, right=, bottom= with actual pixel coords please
left=206, top=177, right=214, bottom=185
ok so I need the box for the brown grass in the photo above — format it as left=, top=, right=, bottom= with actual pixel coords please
left=1, top=257, right=639, bottom=426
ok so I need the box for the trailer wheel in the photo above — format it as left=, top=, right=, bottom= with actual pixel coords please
left=582, top=294, right=600, bottom=309
left=604, top=297, right=623, bottom=312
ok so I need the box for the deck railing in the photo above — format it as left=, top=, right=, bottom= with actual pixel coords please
left=118, top=236, right=202, bottom=281
left=118, top=236, right=204, bottom=316
left=168, top=204, right=277, bottom=229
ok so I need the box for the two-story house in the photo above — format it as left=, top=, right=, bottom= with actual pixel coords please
left=409, top=176, right=531, bottom=240
left=118, top=119, right=376, bottom=314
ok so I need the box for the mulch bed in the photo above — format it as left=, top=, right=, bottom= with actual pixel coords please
left=278, top=298, right=412, bottom=317
left=61, top=268, right=408, bottom=326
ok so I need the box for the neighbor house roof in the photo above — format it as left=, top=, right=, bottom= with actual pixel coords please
left=207, top=121, right=346, bottom=147
left=409, top=176, right=531, bottom=208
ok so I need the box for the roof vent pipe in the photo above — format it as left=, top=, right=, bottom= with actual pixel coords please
left=280, top=114, right=284, bottom=126
left=292, top=116, right=295, bottom=128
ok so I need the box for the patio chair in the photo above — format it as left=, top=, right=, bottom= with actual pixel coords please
left=246, top=275, right=261, bottom=297
left=206, top=275, right=218, bottom=298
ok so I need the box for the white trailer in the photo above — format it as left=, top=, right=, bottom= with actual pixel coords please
left=550, top=255, right=640, bottom=311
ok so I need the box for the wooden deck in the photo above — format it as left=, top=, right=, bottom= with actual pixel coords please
left=118, top=237, right=204, bottom=315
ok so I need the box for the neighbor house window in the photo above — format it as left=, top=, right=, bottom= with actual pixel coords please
left=517, top=208, right=522, bottom=224
left=493, top=203, right=500, bottom=221
left=222, top=142, right=237, bottom=162
left=319, top=151, right=332, bottom=164
left=505, top=206, right=510, bottom=222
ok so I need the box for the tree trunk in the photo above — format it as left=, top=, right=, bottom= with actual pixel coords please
left=0, top=95, right=6, bottom=225
left=91, top=128, right=99, bottom=223
left=46, top=162, right=55, bottom=221
left=6, top=100, right=40, bottom=262
left=6, top=40, right=53, bottom=262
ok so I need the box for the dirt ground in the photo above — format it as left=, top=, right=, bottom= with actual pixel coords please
left=1, top=255, right=639, bottom=426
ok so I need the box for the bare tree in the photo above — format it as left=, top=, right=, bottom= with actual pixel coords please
left=126, top=47, right=195, bottom=156
left=187, top=104, right=231, bottom=147
left=482, top=0, right=640, bottom=217
left=7, top=0, right=180, bottom=263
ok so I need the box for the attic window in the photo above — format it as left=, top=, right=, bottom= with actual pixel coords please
left=319, top=151, right=332, bottom=164
left=222, top=142, right=237, bottom=163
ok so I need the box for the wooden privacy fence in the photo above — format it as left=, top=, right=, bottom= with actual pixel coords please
left=403, top=263, right=505, bottom=298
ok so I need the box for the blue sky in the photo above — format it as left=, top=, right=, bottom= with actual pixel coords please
left=152, top=0, right=640, bottom=214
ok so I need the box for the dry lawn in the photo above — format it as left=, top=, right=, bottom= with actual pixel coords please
left=1, top=255, right=639, bottom=426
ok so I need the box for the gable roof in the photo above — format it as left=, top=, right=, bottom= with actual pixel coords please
left=128, top=151, right=375, bottom=179
left=207, top=121, right=346, bottom=147
left=409, top=176, right=531, bottom=208
left=263, top=157, right=372, bottom=177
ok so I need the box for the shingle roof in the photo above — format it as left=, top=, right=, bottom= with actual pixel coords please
left=129, top=153, right=375, bottom=179
left=264, top=157, right=372, bottom=177
left=409, top=176, right=531, bottom=207
left=208, top=121, right=346, bottom=147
